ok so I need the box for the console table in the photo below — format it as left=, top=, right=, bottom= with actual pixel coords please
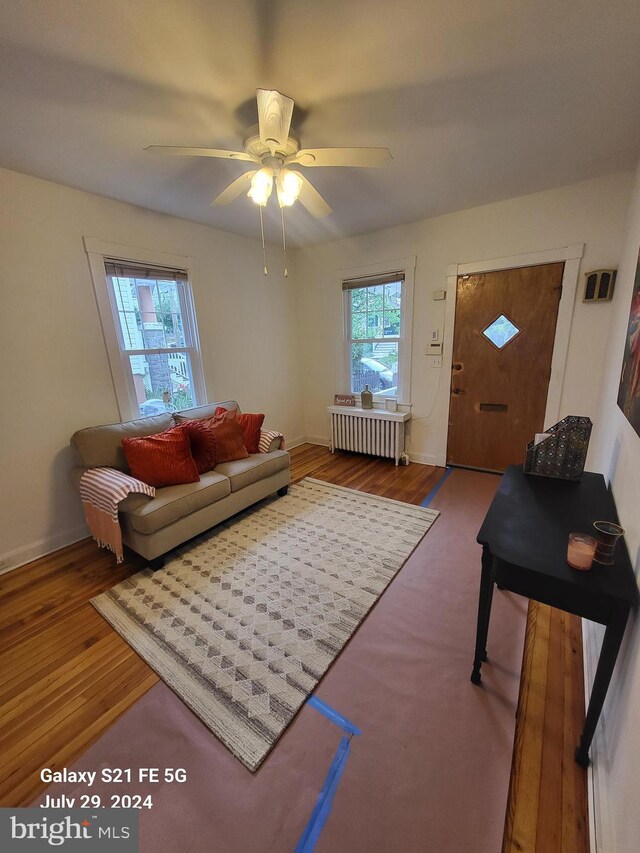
left=471, top=465, right=638, bottom=767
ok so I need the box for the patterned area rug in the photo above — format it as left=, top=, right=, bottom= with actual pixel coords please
left=91, top=478, right=439, bottom=770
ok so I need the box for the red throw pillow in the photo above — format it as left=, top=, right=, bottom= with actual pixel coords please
left=122, top=427, right=200, bottom=487
left=215, top=407, right=265, bottom=454
left=180, top=419, right=217, bottom=474
left=201, top=410, right=249, bottom=463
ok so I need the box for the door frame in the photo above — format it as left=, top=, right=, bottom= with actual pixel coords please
left=442, top=243, right=585, bottom=467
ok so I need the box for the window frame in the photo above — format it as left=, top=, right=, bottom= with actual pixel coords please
left=340, top=257, right=415, bottom=405
left=84, top=237, right=206, bottom=421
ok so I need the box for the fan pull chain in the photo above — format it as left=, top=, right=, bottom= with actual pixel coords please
left=259, top=206, right=268, bottom=276
left=281, top=205, right=288, bottom=278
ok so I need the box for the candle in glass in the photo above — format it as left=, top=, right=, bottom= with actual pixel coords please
left=567, top=533, right=597, bottom=570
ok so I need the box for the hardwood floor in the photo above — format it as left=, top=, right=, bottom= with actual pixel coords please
left=504, top=602, right=588, bottom=853
left=289, top=441, right=444, bottom=502
left=0, top=544, right=157, bottom=806
left=0, top=444, right=588, bottom=852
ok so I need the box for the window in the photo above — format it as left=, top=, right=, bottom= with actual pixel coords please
left=342, top=260, right=414, bottom=403
left=482, top=313, right=521, bottom=350
left=85, top=239, right=205, bottom=421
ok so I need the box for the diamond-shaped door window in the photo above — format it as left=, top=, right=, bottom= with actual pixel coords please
left=482, top=314, right=521, bottom=350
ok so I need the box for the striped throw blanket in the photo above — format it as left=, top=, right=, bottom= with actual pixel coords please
left=258, top=430, right=285, bottom=453
left=80, top=467, right=155, bottom=563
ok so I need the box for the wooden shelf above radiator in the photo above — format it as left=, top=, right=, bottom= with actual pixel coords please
left=327, top=405, right=411, bottom=422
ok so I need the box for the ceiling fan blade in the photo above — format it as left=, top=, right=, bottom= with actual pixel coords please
left=256, top=89, right=294, bottom=154
left=287, top=147, right=392, bottom=168
left=210, top=171, right=257, bottom=206
left=292, top=172, right=332, bottom=219
left=145, top=145, right=257, bottom=162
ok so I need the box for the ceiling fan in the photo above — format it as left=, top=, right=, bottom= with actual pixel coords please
left=145, top=88, right=392, bottom=219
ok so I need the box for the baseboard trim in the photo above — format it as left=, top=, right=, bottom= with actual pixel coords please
left=408, top=451, right=441, bottom=466
left=286, top=435, right=330, bottom=449
left=285, top=435, right=329, bottom=451
left=301, top=435, right=330, bottom=448
left=283, top=434, right=308, bottom=450
left=582, top=618, right=615, bottom=853
left=0, top=524, right=89, bottom=577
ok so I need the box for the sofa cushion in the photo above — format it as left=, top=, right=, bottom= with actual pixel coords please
left=180, top=419, right=218, bottom=474
left=71, top=413, right=174, bottom=470
left=215, top=407, right=265, bottom=453
left=214, top=450, right=289, bottom=493
left=122, top=427, right=200, bottom=487
left=119, top=470, right=231, bottom=535
left=175, top=400, right=239, bottom=421
left=196, top=410, right=249, bottom=464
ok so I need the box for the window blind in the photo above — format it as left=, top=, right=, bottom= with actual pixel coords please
left=341, top=270, right=405, bottom=291
left=104, top=259, right=188, bottom=281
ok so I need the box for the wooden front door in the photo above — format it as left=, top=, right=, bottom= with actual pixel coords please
left=447, top=262, right=564, bottom=472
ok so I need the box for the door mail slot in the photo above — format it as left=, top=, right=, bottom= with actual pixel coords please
left=479, top=403, right=508, bottom=412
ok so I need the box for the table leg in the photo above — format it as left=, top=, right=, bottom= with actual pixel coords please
left=471, top=544, right=494, bottom=685
left=575, top=609, right=629, bottom=767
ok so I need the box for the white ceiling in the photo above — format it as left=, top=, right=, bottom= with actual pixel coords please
left=1, top=0, right=639, bottom=247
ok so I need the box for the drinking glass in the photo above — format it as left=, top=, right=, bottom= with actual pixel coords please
left=593, top=521, right=625, bottom=565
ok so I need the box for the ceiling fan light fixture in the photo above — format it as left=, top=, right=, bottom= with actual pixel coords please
left=147, top=89, right=390, bottom=235
left=277, top=169, right=304, bottom=207
left=248, top=167, right=273, bottom=206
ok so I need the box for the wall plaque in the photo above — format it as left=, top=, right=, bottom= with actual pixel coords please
left=334, top=394, right=356, bottom=407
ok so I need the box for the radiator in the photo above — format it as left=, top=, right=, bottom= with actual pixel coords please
left=328, top=406, right=410, bottom=466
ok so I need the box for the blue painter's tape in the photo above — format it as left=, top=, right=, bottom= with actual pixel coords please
left=308, top=696, right=362, bottom=736
left=295, top=735, right=352, bottom=853
left=421, top=466, right=454, bottom=507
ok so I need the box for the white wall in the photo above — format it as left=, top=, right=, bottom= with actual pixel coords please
left=587, top=160, right=640, bottom=853
left=295, top=173, right=633, bottom=464
left=0, top=167, right=304, bottom=571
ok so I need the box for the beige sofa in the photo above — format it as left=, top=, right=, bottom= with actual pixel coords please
left=70, top=400, right=290, bottom=567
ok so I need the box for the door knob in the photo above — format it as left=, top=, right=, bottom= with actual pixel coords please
left=452, top=363, right=463, bottom=371
left=451, top=387, right=465, bottom=395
